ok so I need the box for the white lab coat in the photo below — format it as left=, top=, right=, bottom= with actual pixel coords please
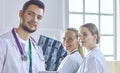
left=57, top=49, right=83, bottom=73
left=0, top=30, right=45, bottom=73
left=77, top=46, right=107, bottom=73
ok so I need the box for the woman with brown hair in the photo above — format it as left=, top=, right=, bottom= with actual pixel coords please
left=77, top=23, right=106, bottom=73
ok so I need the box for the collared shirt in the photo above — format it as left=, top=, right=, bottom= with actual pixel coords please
left=0, top=30, right=45, bottom=73
left=57, top=49, right=83, bottom=73
left=77, top=46, right=107, bottom=73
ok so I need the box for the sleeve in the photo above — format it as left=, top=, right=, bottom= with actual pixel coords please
left=0, top=48, right=4, bottom=73
left=0, top=38, right=7, bottom=73
left=84, top=56, right=99, bottom=73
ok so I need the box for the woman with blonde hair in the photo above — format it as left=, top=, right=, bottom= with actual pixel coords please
left=57, top=28, right=83, bottom=73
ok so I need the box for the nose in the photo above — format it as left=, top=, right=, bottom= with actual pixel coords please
left=79, top=35, right=84, bottom=42
left=32, top=15, right=38, bottom=22
left=63, top=39, right=69, bottom=45
left=63, top=41, right=69, bottom=47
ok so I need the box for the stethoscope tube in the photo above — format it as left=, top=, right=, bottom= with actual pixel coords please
left=12, top=28, right=27, bottom=61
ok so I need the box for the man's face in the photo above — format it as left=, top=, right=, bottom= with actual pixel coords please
left=20, top=4, right=44, bottom=33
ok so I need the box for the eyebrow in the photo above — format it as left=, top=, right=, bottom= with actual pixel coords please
left=80, top=32, right=87, bottom=34
left=27, top=11, right=42, bottom=17
left=27, top=11, right=35, bottom=14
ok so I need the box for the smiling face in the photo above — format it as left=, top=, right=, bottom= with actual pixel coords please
left=79, top=27, right=97, bottom=50
left=63, top=30, right=79, bottom=52
left=19, top=4, right=44, bottom=33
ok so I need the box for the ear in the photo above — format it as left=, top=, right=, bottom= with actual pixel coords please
left=93, top=34, right=97, bottom=41
left=19, top=10, right=23, bottom=18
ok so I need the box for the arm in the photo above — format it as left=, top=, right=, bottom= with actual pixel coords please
left=57, top=56, right=78, bottom=73
left=0, top=39, right=6, bottom=73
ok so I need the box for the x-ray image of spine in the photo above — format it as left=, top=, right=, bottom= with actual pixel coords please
left=38, top=35, right=67, bottom=71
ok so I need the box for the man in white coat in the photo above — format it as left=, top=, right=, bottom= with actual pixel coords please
left=0, top=0, right=46, bottom=73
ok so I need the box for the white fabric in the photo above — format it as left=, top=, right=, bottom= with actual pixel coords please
left=0, top=30, right=45, bottom=73
left=17, top=33, right=29, bottom=53
left=57, top=50, right=83, bottom=73
left=39, top=71, right=57, bottom=73
left=77, top=46, right=107, bottom=73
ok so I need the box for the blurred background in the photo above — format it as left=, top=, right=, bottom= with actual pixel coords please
left=0, top=0, right=120, bottom=72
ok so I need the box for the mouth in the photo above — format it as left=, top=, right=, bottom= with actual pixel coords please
left=65, top=45, right=71, bottom=48
left=28, top=21, right=36, bottom=28
left=28, top=21, right=36, bottom=25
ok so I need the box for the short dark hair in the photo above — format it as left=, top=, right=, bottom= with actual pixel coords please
left=22, top=0, right=45, bottom=12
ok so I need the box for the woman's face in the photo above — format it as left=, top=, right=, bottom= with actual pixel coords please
left=63, top=30, right=79, bottom=52
left=79, top=27, right=96, bottom=49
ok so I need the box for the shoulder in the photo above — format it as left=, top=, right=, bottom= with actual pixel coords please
left=70, top=51, right=83, bottom=61
left=0, top=31, right=13, bottom=43
left=0, top=31, right=12, bottom=56
left=0, top=31, right=12, bottom=40
left=66, top=52, right=83, bottom=64
left=85, top=47, right=105, bottom=64
left=71, top=51, right=82, bottom=57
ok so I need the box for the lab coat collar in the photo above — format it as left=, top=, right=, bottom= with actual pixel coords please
left=87, top=46, right=99, bottom=56
left=69, top=49, right=78, bottom=54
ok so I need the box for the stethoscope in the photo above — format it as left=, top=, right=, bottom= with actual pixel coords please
left=12, top=28, right=30, bottom=61
left=12, top=28, right=36, bottom=73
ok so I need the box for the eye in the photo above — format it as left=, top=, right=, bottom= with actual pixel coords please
left=79, top=33, right=89, bottom=37
left=68, top=38, right=74, bottom=41
left=67, top=38, right=74, bottom=42
left=28, top=12, right=33, bottom=16
left=83, top=33, right=88, bottom=37
left=37, top=15, right=42, bottom=20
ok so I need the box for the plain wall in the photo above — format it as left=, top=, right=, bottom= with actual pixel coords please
left=0, top=0, right=65, bottom=41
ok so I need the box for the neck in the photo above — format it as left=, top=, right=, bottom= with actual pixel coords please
left=70, top=49, right=78, bottom=54
left=87, top=45, right=96, bottom=51
left=67, top=49, right=77, bottom=54
left=16, top=27, right=30, bottom=40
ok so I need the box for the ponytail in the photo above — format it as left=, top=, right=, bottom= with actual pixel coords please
left=78, top=44, right=84, bottom=57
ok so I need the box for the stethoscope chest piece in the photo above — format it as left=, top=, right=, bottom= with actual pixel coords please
left=21, top=55, right=27, bottom=61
